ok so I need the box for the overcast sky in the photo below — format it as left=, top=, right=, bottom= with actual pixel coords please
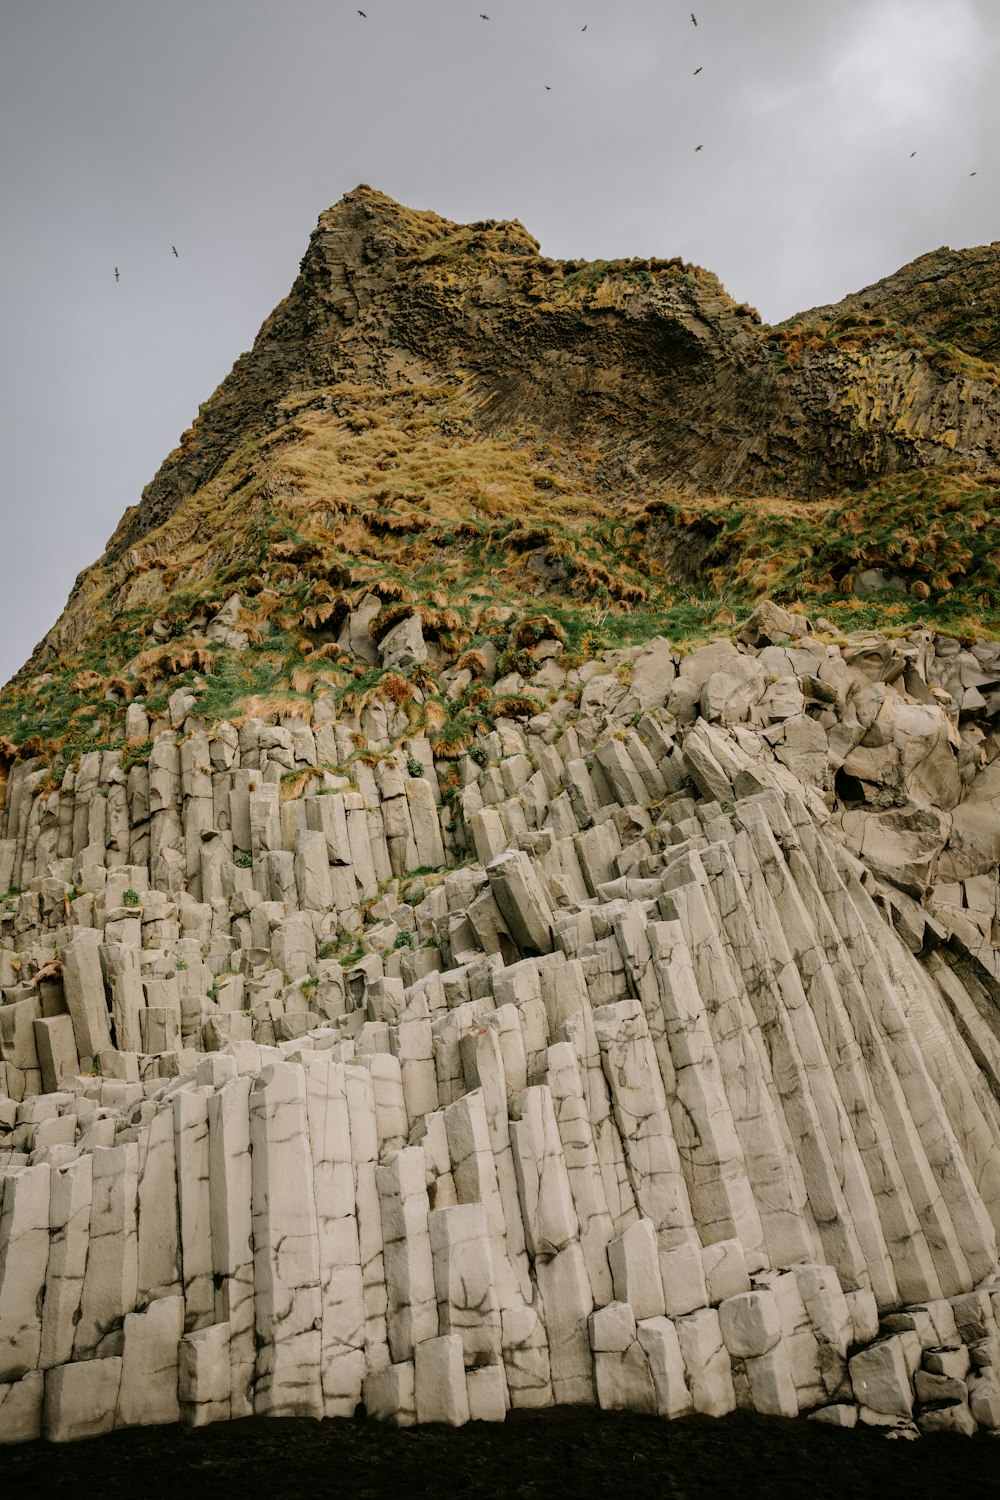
left=1, top=0, right=997, bottom=687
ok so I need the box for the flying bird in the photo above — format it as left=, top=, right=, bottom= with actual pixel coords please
left=971, top=171, right=977, bottom=176
left=172, top=245, right=179, bottom=256
left=691, top=12, right=697, bottom=24
left=545, top=84, right=552, bottom=90
left=357, top=8, right=366, bottom=15
left=695, top=144, right=703, bottom=151
left=582, top=24, right=587, bottom=30
left=114, top=267, right=119, bottom=282
left=694, top=66, right=702, bottom=74
left=909, top=151, right=916, bottom=158
left=480, top=12, right=488, bottom=17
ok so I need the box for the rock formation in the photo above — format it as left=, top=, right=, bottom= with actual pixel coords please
left=3, top=191, right=1000, bottom=1446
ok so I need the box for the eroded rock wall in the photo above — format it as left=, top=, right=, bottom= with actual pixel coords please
left=3, top=609, right=1000, bottom=1442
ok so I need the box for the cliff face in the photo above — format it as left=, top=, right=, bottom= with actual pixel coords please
left=106, top=190, right=1000, bottom=564
left=106, top=184, right=773, bottom=567
left=4, top=193, right=1000, bottom=1450
left=6, top=188, right=1000, bottom=768
left=796, top=241, right=1000, bottom=364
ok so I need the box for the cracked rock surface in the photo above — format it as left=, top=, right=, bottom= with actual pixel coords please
left=4, top=613, right=1000, bottom=1444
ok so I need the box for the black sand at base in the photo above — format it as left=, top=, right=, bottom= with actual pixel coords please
left=4, top=1407, right=997, bottom=1500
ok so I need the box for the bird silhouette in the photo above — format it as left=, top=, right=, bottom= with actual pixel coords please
left=694, top=66, right=703, bottom=75
left=114, top=267, right=119, bottom=282
left=545, top=84, right=552, bottom=90
left=357, top=8, right=366, bottom=15
left=581, top=24, right=587, bottom=30
left=971, top=171, right=978, bottom=177
left=909, top=151, right=917, bottom=158
left=691, top=11, right=697, bottom=24
left=480, top=11, right=488, bottom=17
left=695, top=144, right=703, bottom=151
left=172, top=245, right=179, bottom=257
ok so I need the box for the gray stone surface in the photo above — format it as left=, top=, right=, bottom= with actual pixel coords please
left=2, top=618, right=1000, bottom=1446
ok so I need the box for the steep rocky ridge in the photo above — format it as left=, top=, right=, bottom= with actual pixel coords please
left=103, top=185, right=768, bottom=566
left=3, top=192, right=1000, bottom=1447
left=102, top=191, right=1000, bottom=575
left=7, top=188, right=1000, bottom=771
left=796, top=241, right=1000, bottom=365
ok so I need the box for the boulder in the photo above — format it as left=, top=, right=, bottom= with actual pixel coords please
left=765, top=714, right=829, bottom=788
left=719, top=1291, right=782, bottom=1359
left=969, top=1368, right=1000, bottom=1428
left=414, top=1335, right=470, bottom=1426
left=738, top=599, right=809, bottom=648
left=831, top=805, right=948, bottom=898
left=838, top=696, right=961, bottom=812
left=808, top=1403, right=858, bottom=1428
left=337, top=594, right=381, bottom=665
left=378, top=614, right=428, bottom=672
left=678, top=639, right=741, bottom=690
left=917, top=1401, right=976, bottom=1436
left=0, top=1373, right=43, bottom=1444
left=620, top=636, right=676, bottom=714
left=756, top=675, right=805, bottom=724
left=43, top=1359, right=122, bottom=1442
left=487, top=849, right=554, bottom=956
left=848, top=1337, right=913, bottom=1418
left=636, top=1317, right=694, bottom=1420
left=700, top=658, right=766, bottom=725
left=362, top=1363, right=416, bottom=1427
left=842, top=640, right=906, bottom=686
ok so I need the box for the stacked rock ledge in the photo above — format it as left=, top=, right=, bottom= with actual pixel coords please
left=3, top=603, right=1000, bottom=1442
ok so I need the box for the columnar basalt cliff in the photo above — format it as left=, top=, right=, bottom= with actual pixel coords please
left=2, top=191, right=1000, bottom=1446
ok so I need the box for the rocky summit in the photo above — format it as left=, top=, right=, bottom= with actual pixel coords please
left=2, top=189, right=1000, bottom=1449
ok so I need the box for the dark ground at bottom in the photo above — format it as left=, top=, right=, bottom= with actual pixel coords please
left=4, top=1408, right=997, bottom=1500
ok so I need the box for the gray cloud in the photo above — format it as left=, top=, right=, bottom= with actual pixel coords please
left=1, top=0, right=997, bottom=684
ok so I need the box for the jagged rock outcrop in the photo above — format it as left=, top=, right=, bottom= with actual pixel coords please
left=3, top=615, right=1000, bottom=1443
left=115, top=195, right=1000, bottom=554
left=797, top=241, right=1000, bottom=366
left=4, top=191, right=1000, bottom=1447
left=26, top=190, right=1000, bottom=676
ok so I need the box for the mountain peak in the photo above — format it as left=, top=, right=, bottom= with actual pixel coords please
left=5, top=194, right=1000, bottom=762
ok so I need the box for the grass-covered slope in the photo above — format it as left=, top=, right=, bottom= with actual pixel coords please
left=3, top=189, right=1000, bottom=777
